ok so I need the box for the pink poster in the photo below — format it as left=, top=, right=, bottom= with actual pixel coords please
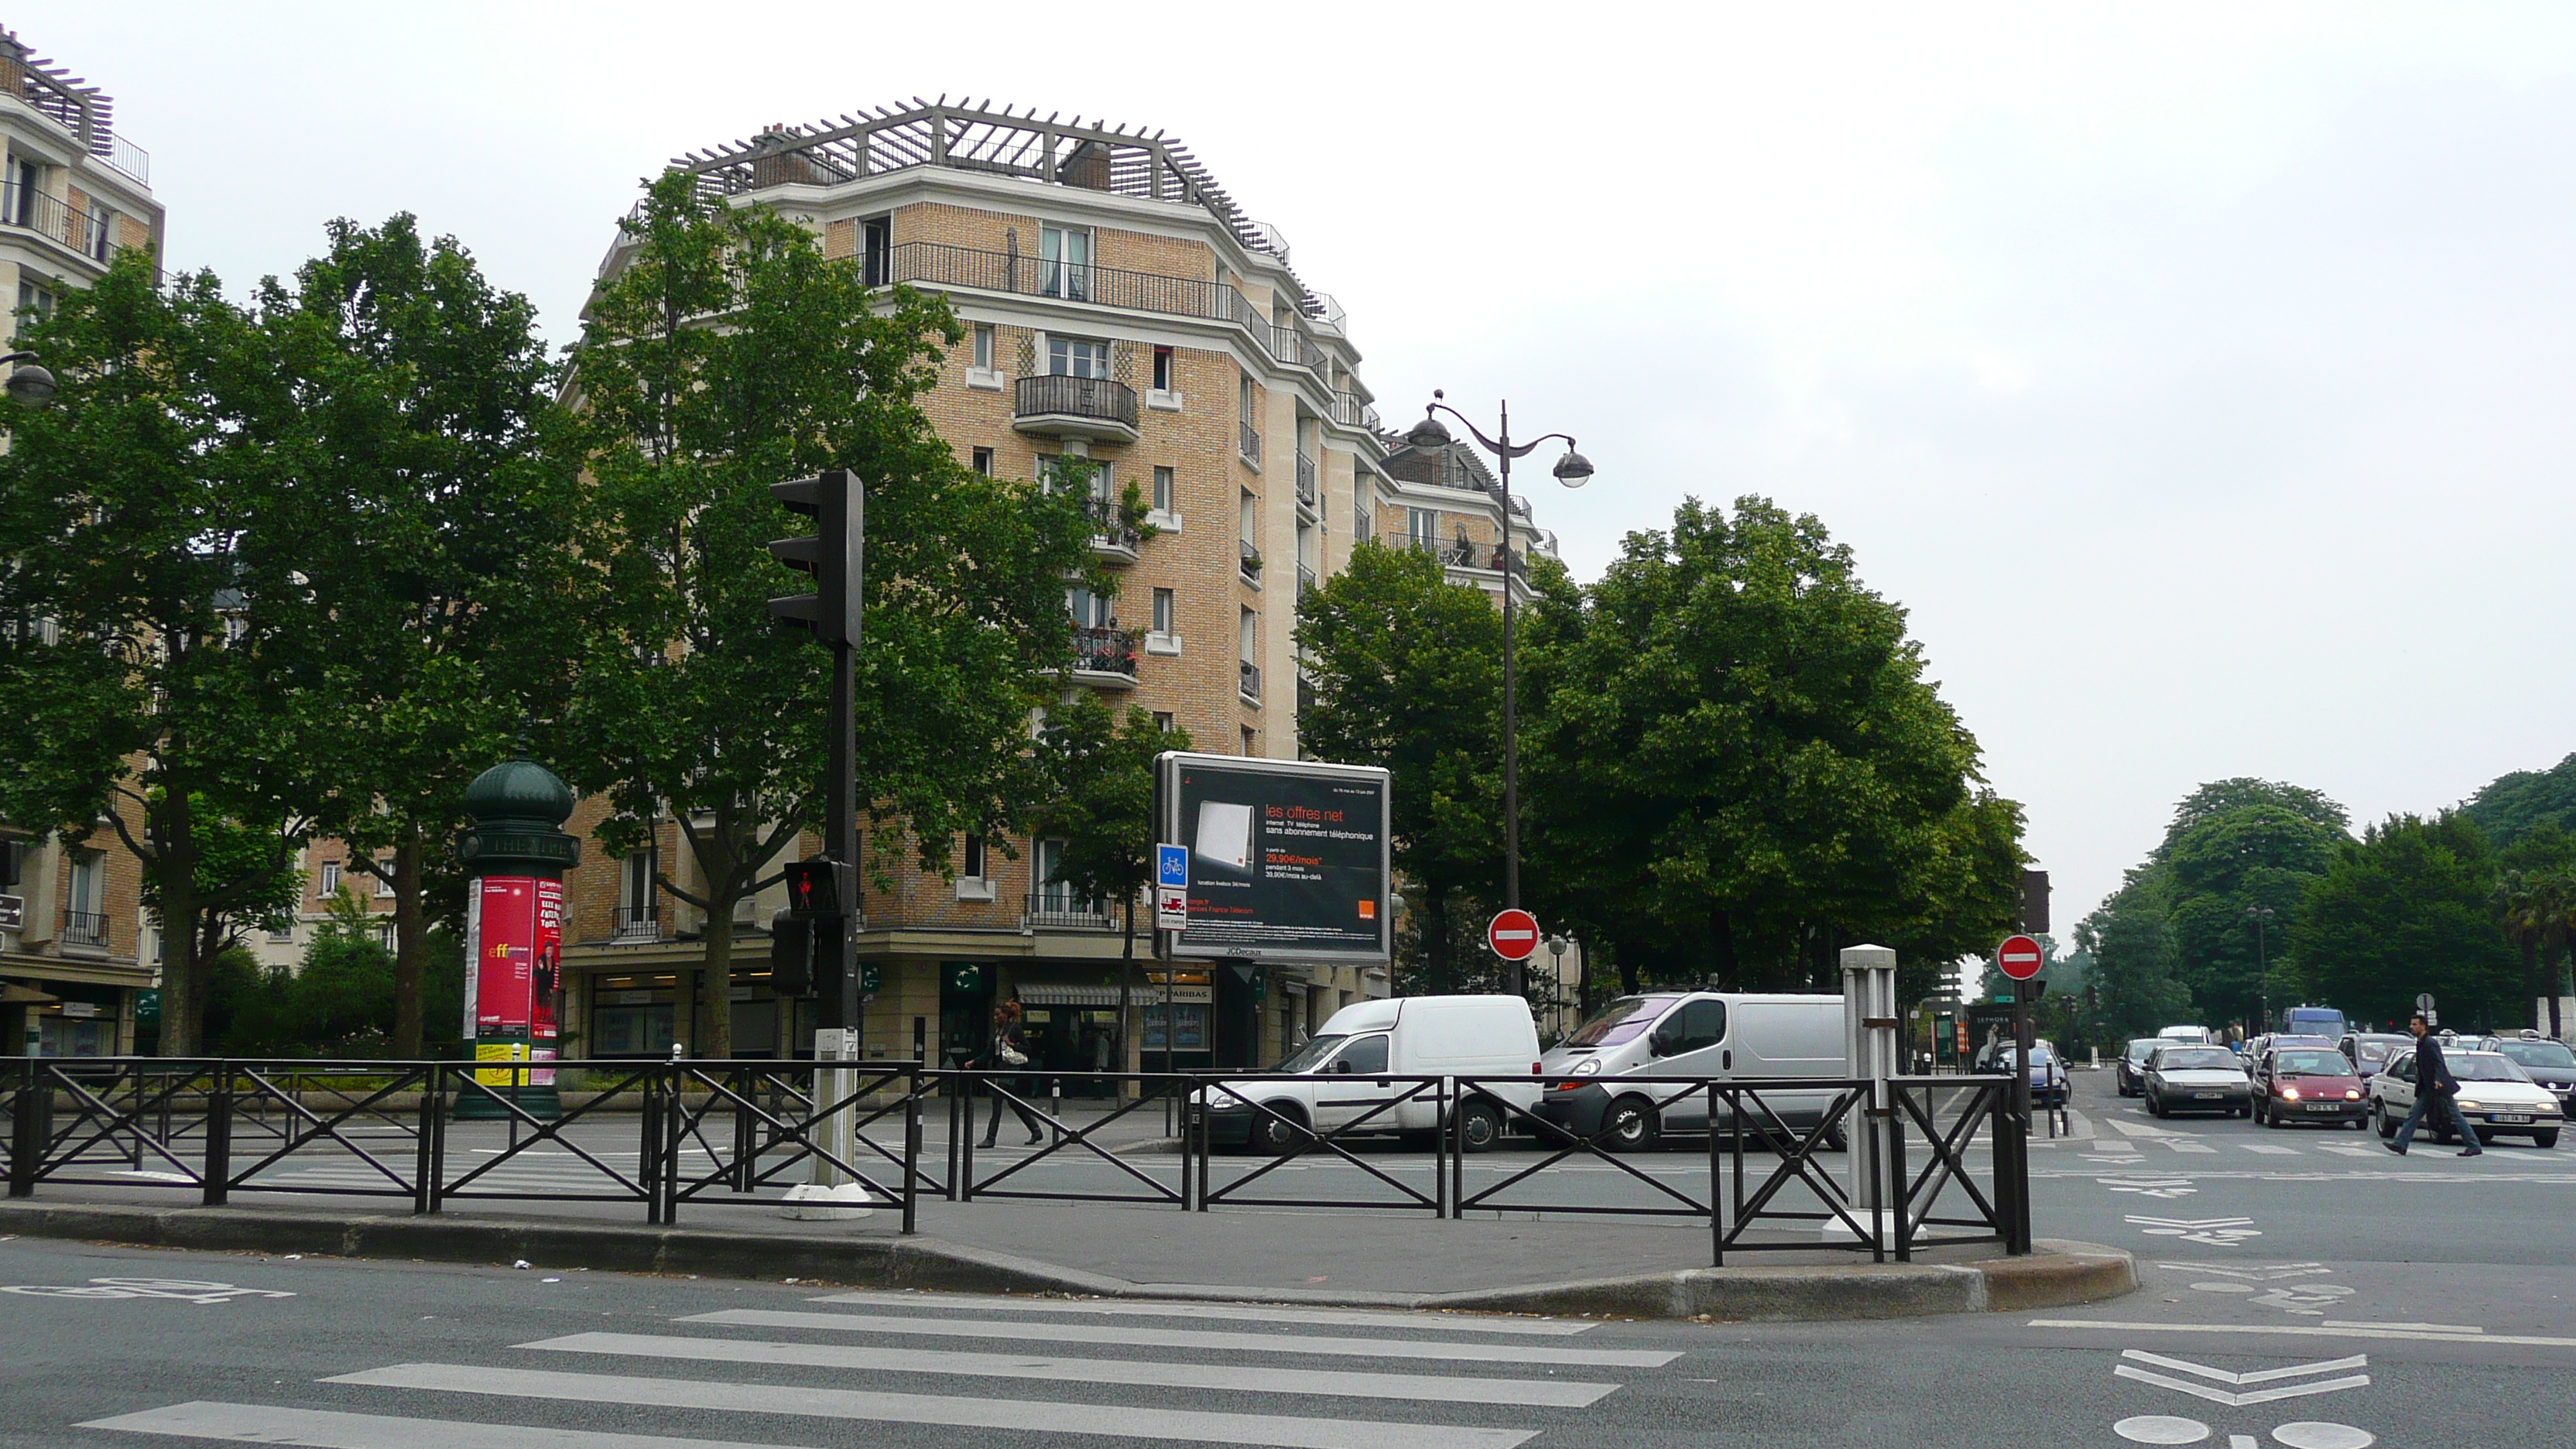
left=465, top=877, right=563, bottom=1079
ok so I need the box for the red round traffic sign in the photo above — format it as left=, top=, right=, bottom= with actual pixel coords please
left=1487, top=909, right=1541, bottom=961
left=1996, top=933, right=2045, bottom=981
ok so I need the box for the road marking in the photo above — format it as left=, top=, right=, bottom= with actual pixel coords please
left=2030, top=1319, right=2576, bottom=1348
left=677, top=1309, right=1681, bottom=1367
left=2113, top=1413, right=2211, bottom=1444
left=1, top=1277, right=294, bottom=1304
left=2271, top=1423, right=2376, bottom=1448
left=2102, top=1178, right=2197, bottom=1198
left=2240, top=1145, right=2300, bottom=1156
left=518, top=1331, right=1620, bottom=1407
left=2314, top=1145, right=2383, bottom=1157
left=2112, top=1349, right=2369, bottom=1406
left=2126, top=1215, right=2259, bottom=1246
left=2158, top=1262, right=2330, bottom=1282
left=80, top=1399, right=807, bottom=1448
left=804, top=1290, right=1598, bottom=1335
left=2161, top=1142, right=2218, bottom=1154
left=2105, top=1119, right=2180, bottom=1139
left=329, top=1362, right=1540, bottom=1449
left=2321, top=1320, right=2481, bottom=1334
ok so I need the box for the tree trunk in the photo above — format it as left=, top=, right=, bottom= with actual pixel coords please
left=1615, top=936, right=1639, bottom=997
left=153, top=800, right=200, bottom=1057
left=1423, top=886, right=1453, bottom=995
left=2550, top=937, right=2567, bottom=1040
left=390, top=830, right=426, bottom=1057
left=701, top=903, right=735, bottom=1059
left=1118, top=895, right=1138, bottom=1101
left=1710, top=909, right=1738, bottom=992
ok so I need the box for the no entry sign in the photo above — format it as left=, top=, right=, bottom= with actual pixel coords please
left=1996, top=933, right=2045, bottom=981
left=1488, top=909, right=1541, bottom=961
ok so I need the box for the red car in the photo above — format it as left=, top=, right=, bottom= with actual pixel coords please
left=2254, top=1046, right=2369, bottom=1129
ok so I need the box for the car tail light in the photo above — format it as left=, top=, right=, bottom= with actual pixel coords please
left=1553, top=1081, right=1588, bottom=1091
left=1532, top=1062, right=1543, bottom=1074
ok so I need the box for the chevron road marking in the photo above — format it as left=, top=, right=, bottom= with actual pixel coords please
left=2112, top=1349, right=2369, bottom=1406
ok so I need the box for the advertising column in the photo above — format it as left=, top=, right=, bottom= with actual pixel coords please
left=454, top=756, right=581, bottom=1121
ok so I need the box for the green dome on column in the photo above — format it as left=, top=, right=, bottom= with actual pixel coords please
left=458, top=755, right=580, bottom=878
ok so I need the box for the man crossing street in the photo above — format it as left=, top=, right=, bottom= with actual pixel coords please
left=2386, top=1012, right=2482, bottom=1157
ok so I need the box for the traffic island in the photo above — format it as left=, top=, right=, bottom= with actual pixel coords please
left=0, top=1198, right=2132, bottom=1321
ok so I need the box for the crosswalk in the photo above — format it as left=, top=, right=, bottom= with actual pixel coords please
left=76, top=1288, right=1680, bottom=1449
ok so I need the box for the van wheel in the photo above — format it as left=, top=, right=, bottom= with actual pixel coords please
left=1253, top=1105, right=1308, bottom=1154
left=1457, top=1100, right=1502, bottom=1153
left=1603, top=1097, right=1660, bottom=1153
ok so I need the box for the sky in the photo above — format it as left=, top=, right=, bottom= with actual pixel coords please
left=41, top=2, right=2576, bottom=931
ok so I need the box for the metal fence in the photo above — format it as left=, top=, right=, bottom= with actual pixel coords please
left=5, top=1060, right=2027, bottom=1266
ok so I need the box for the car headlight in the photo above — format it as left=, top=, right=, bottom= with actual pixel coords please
left=2280, top=1087, right=2300, bottom=1101
left=2457, top=1100, right=2481, bottom=1111
left=1570, top=1058, right=1600, bottom=1077
left=2345, top=1090, right=2361, bottom=1100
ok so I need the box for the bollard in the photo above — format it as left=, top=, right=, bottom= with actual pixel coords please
left=201, top=1070, right=234, bottom=1208
left=9, top=1059, right=51, bottom=1197
left=1840, top=944, right=1900, bottom=1235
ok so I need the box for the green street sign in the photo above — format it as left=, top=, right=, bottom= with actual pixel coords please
left=858, top=964, right=882, bottom=992
left=945, top=964, right=983, bottom=995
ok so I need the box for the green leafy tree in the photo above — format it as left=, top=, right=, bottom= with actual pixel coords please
left=1030, top=694, right=1189, bottom=1054
left=2292, top=812, right=2520, bottom=1030
left=0, top=250, right=330, bottom=1054
left=2163, top=803, right=2346, bottom=1024
left=270, top=214, right=579, bottom=1056
left=136, top=795, right=305, bottom=975
left=2463, top=753, right=2576, bottom=848
left=2498, top=824, right=2576, bottom=1037
left=1521, top=497, right=2024, bottom=1002
left=1295, top=540, right=1504, bottom=994
left=2074, top=873, right=2196, bottom=1038
left=564, top=172, right=1095, bottom=1056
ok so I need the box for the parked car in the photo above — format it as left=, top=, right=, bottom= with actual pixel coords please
left=2465, top=1033, right=2576, bottom=1117
left=1535, top=992, right=1845, bottom=1152
left=2144, top=1043, right=2253, bottom=1118
left=2369, top=1047, right=2564, bottom=1148
left=2115, top=1038, right=2161, bottom=1098
left=2341, top=1032, right=2412, bottom=1081
left=2251, top=1045, right=2368, bottom=1129
left=1203, top=995, right=1543, bottom=1153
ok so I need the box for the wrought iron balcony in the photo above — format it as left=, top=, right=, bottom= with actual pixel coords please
left=611, top=906, right=660, bottom=943
left=1239, top=420, right=1264, bottom=468
left=1070, top=624, right=1140, bottom=684
left=2, top=183, right=125, bottom=265
left=60, top=909, right=108, bottom=948
left=1239, top=659, right=1262, bottom=702
left=1075, top=494, right=1140, bottom=560
left=1330, top=392, right=1382, bottom=431
left=1295, top=452, right=1318, bottom=509
left=1013, top=373, right=1139, bottom=443
left=1297, top=564, right=1318, bottom=595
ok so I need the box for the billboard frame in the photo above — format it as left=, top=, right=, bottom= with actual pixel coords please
left=1153, top=750, right=1393, bottom=966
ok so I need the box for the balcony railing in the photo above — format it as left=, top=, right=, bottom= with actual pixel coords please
left=1396, top=536, right=1523, bottom=575
left=1238, top=538, right=1263, bottom=581
left=1238, top=420, right=1263, bottom=468
left=1297, top=564, right=1318, bottom=595
left=2, top=183, right=123, bottom=264
left=9, top=59, right=149, bottom=183
left=1074, top=493, right=1140, bottom=553
left=1331, top=392, right=1382, bottom=432
left=1070, top=624, right=1140, bottom=679
left=60, top=909, right=108, bottom=948
left=1294, top=452, right=1318, bottom=509
left=1239, top=659, right=1262, bottom=702
left=611, top=906, right=659, bottom=943
left=1014, top=373, right=1139, bottom=434
left=1026, top=895, right=1115, bottom=930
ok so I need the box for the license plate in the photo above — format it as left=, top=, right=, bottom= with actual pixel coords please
left=2492, top=1114, right=2532, bottom=1125
left=2194, top=1091, right=2221, bottom=1100
left=2304, top=1103, right=2341, bottom=1112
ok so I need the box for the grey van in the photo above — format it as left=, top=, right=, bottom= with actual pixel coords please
left=1533, top=992, right=1847, bottom=1151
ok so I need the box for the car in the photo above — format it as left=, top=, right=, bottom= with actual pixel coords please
left=2369, top=1047, right=2564, bottom=1147
left=2158, top=1025, right=2214, bottom=1046
left=2115, top=1038, right=2161, bottom=1097
left=2279, top=1005, right=2349, bottom=1043
left=1535, top=991, right=1847, bottom=1152
left=2251, top=1045, right=2369, bottom=1129
left=1203, top=995, right=1543, bottom=1153
left=2144, top=1043, right=2253, bottom=1118
left=2465, top=1033, right=2576, bottom=1116
left=2341, top=1032, right=2412, bottom=1081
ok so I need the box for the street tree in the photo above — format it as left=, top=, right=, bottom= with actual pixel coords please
left=1295, top=540, right=1504, bottom=994
left=1030, top=694, right=1189, bottom=1058
left=269, top=215, right=578, bottom=1056
left=564, top=172, right=1095, bottom=1056
left=2162, top=802, right=2346, bottom=1024
left=0, top=251, right=330, bottom=1053
left=2292, top=812, right=2520, bottom=1030
left=2463, top=752, right=2576, bottom=848
left=2074, top=872, right=2197, bottom=1038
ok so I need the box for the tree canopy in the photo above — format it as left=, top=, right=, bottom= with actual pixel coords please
left=2463, top=753, right=2576, bottom=848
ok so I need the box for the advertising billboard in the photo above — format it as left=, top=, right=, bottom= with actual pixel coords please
left=1156, top=752, right=1391, bottom=964
left=461, top=875, right=563, bottom=1085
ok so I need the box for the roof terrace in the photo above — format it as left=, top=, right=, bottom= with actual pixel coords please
left=0, top=28, right=149, bottom=184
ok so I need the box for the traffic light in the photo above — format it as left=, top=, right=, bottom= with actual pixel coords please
left=767, top=470, right=863, bottom=646
left=769, top=909, right=818, bottom=997
left=783, top=858, right=854, bottom=917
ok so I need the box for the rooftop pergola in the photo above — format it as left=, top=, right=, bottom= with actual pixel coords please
left=1, top=27, right=148, bottom=181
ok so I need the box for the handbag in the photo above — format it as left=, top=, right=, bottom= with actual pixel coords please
left=999, top=1039, right=1029, bottom=1068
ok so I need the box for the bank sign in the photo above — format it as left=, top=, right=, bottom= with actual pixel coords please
left=1156, top=752, right=1391, bottom=964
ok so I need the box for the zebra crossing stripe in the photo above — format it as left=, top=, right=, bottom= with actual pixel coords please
left=327, top=1362, right=1541, bottom=1449
left=679, top=1308, right=1682, bottom=1367
left=78, top=1399, right=803, bottom=1448
left=807, top=1290, right=1601, bottom=1335
left=519, top=1330, right=1619, bottom=1407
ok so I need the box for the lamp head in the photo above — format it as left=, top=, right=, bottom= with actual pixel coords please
left=1551, top=444, right=1594, bottom=488
left=1405, top=392, right=1453, bottom=450
left=4, top=361, right=56, bottom=407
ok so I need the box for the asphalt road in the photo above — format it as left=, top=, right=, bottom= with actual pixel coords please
left=5, top=1070, right=2569, bottom=1447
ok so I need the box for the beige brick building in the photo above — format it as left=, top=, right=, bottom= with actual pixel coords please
left=555, top=101, right=1559, bottom=1075
left=0, top=27, right=163, bottom=1056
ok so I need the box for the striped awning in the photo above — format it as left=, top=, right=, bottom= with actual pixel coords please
left=1013, top=984, right=1127, bottom=1007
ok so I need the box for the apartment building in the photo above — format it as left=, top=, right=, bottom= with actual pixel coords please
left=0, top=29, right=163, bottom=1057
left=559, top=100, right=1567, bottom=1075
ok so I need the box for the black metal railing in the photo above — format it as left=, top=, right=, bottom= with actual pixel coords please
left=879, top=241, right=1327, bottom=377
left=1295, top=451, right=1318, bottom=507
left=1014, top=374, right=1138, bottom=433
left=1074, top=493, right=1139, bottom=553
left=1239, top=419, right=1263, bottom=467
left=0, top=183, right=121, bottom=264
left=610, top=906, right=659, bottom=943
left=1069, top=624, right=1139, bottom=679
left=1238, top=659, right=1262, bottom=701
left=59, top=909, right=107, bottom=948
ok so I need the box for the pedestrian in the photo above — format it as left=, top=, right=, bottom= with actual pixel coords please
left=977, top=1002, right=1046, bottom=1149
left=2385, top=1011, right=2482, bottom=1157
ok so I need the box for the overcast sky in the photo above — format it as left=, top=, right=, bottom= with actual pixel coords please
left=44, top=3, right=2576, bottom=930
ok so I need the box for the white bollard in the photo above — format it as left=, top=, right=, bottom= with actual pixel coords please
left=1839, top=944, right=1899, bottom=1239
left=783, top=1028, right=872, bottom=1220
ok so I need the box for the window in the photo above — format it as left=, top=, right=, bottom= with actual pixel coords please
left=319, top=862, right=341, bottom=896
left=1153, top=347, right=1173, bottom=392
left=1239, top=374, right=1255, bottom=420
left=1040, top=224, right=1091, bottom=300
left=9, top=159, right=35, bottom=227
left=963, top=834, right=987, bottom=879
left=973, top=323, right=995, bottom=370
left=861, top=218, right=892, bottom=287
left=1239, top=489, right=1258, bottom=546
left=63, top=851, right=104, bottom=947
left=1153, top=711, right=1176, bottom=732
left=1238, top=606, right=1256, bottom=663
left=267, top=922, right=296, bottom=944
left=616, top=851, right=656, bottom=940
left=1242, top=726, right=1257, bottom=755
left=1335, top=1034, right=1389, bottom=1074
left=1065, top=585, right=1114, bottom=629
left=1153, top=466, right=1175, bottom=514
left=1151, top=588, right=1175, bottom=636
left=971, top=447, right=994, bottom=477
left=1040, top=454, right=1112, bottom=502
left=375, top=858, right=396, bottom=897
left=1046, top=335, right=1110, bottom=379
left=1033, top=838, right=1094, bottom=915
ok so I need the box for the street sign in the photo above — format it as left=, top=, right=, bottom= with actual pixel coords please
left=1155, top=886, right=1187, bottom=930
left=2416, top=992, right=2436, bottom=1012
left=1156, top=844, right=1189, bottom=889
left=1996, top=933, right=2045, bottom=981
left=1487, top=909, right=1541, bottom=961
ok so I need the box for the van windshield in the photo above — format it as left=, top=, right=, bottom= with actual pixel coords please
left=1276, top=1034, right=1346, bottom=1074
left=2499, top=1040, right=2576, bottom=1070
left=1565, top=996, right=1673, bottom=1049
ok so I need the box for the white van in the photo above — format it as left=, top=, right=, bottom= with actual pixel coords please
left=1534, top=992, right=1846, bottom=1151
left=1203, top=995, right=1543, bottom=1153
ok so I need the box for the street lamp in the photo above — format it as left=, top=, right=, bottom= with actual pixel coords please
left=2245, top=905, right=2276, bottom=1035
left=1, top=351, right=57, bottom=406
left=1405, top=391, right=1594, bottom=997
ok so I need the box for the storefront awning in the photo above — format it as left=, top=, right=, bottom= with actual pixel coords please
left=1015, top=985, right=1127, bottom=1007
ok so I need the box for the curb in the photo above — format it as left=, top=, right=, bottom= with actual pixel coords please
left=0, top=1200, right=2132, bottom=1321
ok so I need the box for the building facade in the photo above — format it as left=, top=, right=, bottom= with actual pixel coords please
left=555, top=101, right=1560, bottom=1074
left=0, top=29, right=162, bottom=1057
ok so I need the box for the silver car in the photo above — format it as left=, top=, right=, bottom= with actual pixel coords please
left=2370, top=1047, right=2564, bottom=1148
left=2144, top=1043, right=2253, bottom=1118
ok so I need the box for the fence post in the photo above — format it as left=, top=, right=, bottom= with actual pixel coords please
left=1443, top=1077, right=1461, bottom=1221
left=639, top=1069, right=665, bottom=1225
left=9, top=1058, right=50, bottom=1197
left=660, top=1066, right=684, bottom=1224
left=1888, top=1081, right=1913, bottom=1262
left=1708, top=1081, right=1724, bottom=1266
left=413, top=1065, right=440, bottom=1214
left=200, top=1067, right=233, bottom=1208
left=1188, top=1080, right=1208, bottom=1212
left=958, top=1072, right=977, bottom=1204
left=731, top=1067, right=757, bottom=1194
left=902, top=1066, right=921, bottom=1235
left=944, top=1068, right=963, bottom=1202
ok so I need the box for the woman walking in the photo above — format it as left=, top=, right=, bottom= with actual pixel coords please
left=978, top=1001, right=1046, bottom=1149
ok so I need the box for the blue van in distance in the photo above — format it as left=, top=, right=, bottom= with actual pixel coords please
left=2281, top=1005, right=2348, bottom=1042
